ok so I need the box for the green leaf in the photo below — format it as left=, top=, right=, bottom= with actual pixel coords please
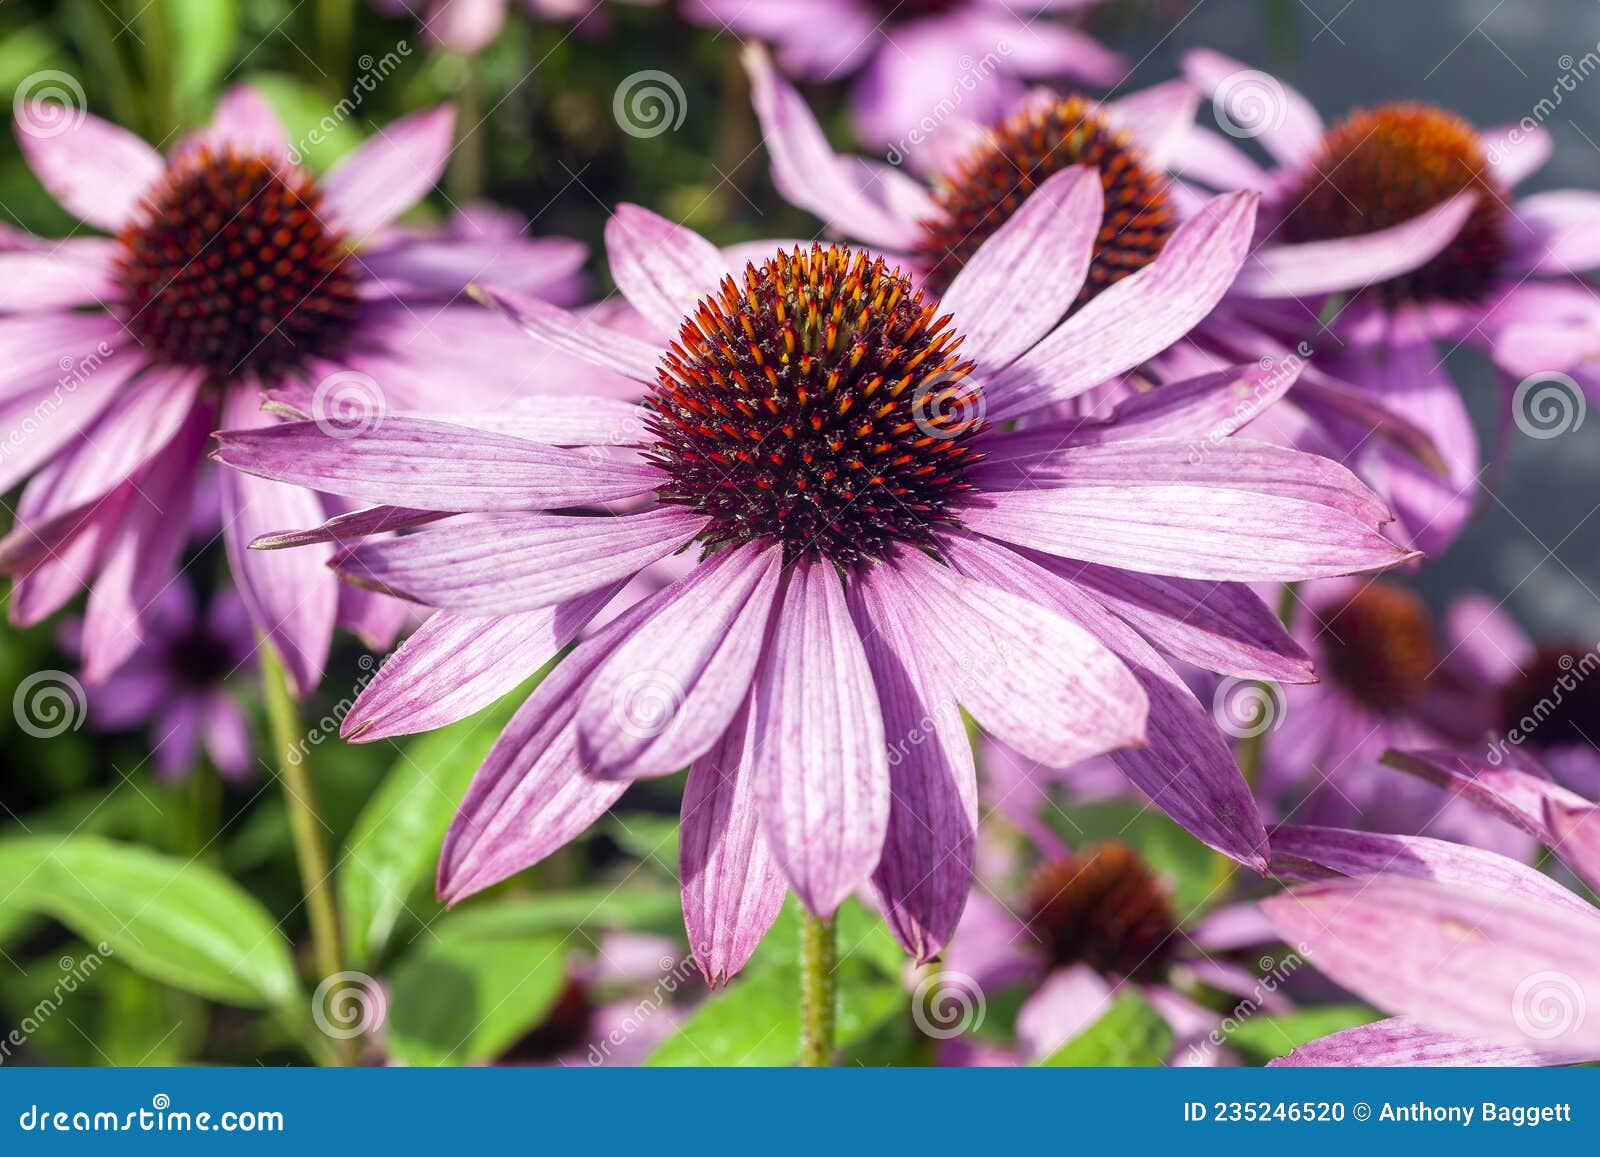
left=647, top=957, right=905, bottom=1066
left=1037, top=993, right=1173, bottom=1067
left=338, top=686, right=530, bottom=968
left=168, top=0, right=238, bottom=108
left=0, top=836, right=297, bottom=1008
left=385, top=919, right=570, bottom=1067
left=1226, top=1005, right=1381, bottom=1065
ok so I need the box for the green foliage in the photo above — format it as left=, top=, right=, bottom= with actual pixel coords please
left=1036, top=994, right=1174, bottom=1067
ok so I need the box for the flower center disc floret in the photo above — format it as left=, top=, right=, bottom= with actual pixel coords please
left=645, top=244, right=983, bottom=567
left=1025, top=842, right=1179, bottom=982
left=1278, top=103, right=1508, bottom=305
left=113, top=148, right=362, bottom=379
left=1315, top=583, right=1439, bottom=714
left=919, top=96, right=1175, bottom=302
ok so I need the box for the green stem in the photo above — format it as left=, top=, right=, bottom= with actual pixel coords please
left=799, top=910, right=836, bottom=1067
left=316, top=0, right=356, bottom=95
left=448, top=56, right=484, bottom=204
left=261, top=645, right=352, bottom=1065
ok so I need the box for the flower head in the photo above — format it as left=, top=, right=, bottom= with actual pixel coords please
left=214, top=188, right=1417, bottom=978
left=0, top=88, right=592, bottom=693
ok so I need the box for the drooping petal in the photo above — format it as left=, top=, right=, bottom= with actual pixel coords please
left=1262, top=876, right=1600, bottom=1062
left=988, top=192, right=1259, bottom=419
left=579, top=543, right=783, bottom=780
left=344, top=585, right=618, bottom=742
left=884, top=548, right=1147, bottom=769
left=751, top=557, right=889, bottom=916
left=437, top=594, right=666, bottom=901
left=1269, top=824, right=1595, bottom=920
left=13, top=108, right=165, bottom=231
left=338, top=507, right=705, bottom=614
left=219, top=393, right=337, bottom=697
left=940, top=166, right=1102, bottom=372
left=1270, top=1017, right=1556, bottom=1067
left=319, top=106, right=455, bottom=240
left=1181, top=49, right=1324, bottom=168
left=947, top=534, right=1270, bottom=870
left=1508, top=190, right=1600, bottom=274
left=251, top=505, right=446, bottom=550
left=680, top=701, right=788, bottom=985
left=604, top=204, right=725, bottom=332
left=849, top=568, right=978, bottom=963
left=213, top=416, right=663, bottom=511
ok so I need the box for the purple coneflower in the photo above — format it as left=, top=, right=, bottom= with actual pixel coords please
left=693, top=1, right=1125, bottom=150
left=1261, top=749, right=1600, bottom=1065
left=70, top=578, right=257, bottom=784
left=1260, top=580, right=1535, bottom=858
left=1178, top=49, right=1600, bottom=552
left=214, top=186, right=1416, bottom=979
left=0, top=88, right=590, bottom=693
left=941, top=837, right=1283, bottom=1065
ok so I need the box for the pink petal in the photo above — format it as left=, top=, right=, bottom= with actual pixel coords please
left=679, top=702, right=788, bottom=985
left=13, top=107, right=165, bottom=231
left=887, top=548, right=1148, bottom=769
left=579, top=543, right=782, bottom=780
left=344, top=585, right=619, bottom=742
left=213, top=415, right=663, bottom=511
left=742, top=43, right=922, bottom=251
left=219, top=393, right=336, bottom=697
left=1263, top=876, right=1600, bottom=1061
left=849, top=568, right=977, bottom=963
left=1236, top=191, right=1478, bottom=298
left=362, top=234, right=587, bottom=301
left=252, top=505, right=445, bottom=550
left=204, top=86, right=291, bottom=158
left=940, top=166, right=1102, bottom=371
left=988, top=192, right=1259, bottom=420
left=1509, top=190, right=1600, bottom=274
left=437, top=594, right=666, bottom=901
left=0, top=243, right=118, bottom=309
left=472, top=284, right=662, bottom=384
left=751, top=557, right=889, bottom=916
left=1181, top=49, right=1324, bottom=168
left=1271, top=1017, right=1556, bottom=1067
left=339, top=507, right=705, bottom=614
left=604, top=204, right=724, bottom=332
left=320, top=106, right=455, bottom=240
left=1104, top=80, right=1202, bottom=170
left=1016, top=964, right=1114, bottom=1061
left=1481, top=123, right=1552, bottom=188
